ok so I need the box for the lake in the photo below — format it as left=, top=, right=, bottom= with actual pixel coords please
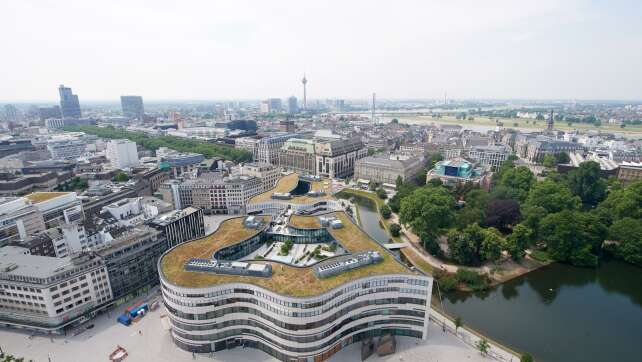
left=352, top=200, right=642, bottom=362
left=441, top=260, right=642, bottom=362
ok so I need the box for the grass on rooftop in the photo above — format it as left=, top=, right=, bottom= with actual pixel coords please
left=161, top=211, right=411, bottom=297
left=161, top=217, right=267, bottom=287
left=249, top=173, right=299, bottom=204
left=24, top=192, right=70, bottom=203
left=289, top=215, right=321, bottom=229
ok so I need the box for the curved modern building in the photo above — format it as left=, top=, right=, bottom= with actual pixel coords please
left=159, top=175, right=432, bottom=361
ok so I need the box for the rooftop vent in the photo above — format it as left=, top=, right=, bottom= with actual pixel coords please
left=271, top=192, right=292, bottom=200
left=314, top=251, right=383, bottom=279
left=185, top=258, right=272, bottom=278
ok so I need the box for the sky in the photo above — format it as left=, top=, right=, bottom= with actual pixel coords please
left=1, top=0, right=641, bottom=102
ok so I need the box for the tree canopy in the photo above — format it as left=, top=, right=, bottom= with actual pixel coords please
left=525, top=180, right=580, bottom=214
left=566, top=161, right=607, bottom=207
left=540, top=210, right=607, bottom=267
left=64, top=125, right=252, bottom=162
left=400, top=185, right=455, bottom=242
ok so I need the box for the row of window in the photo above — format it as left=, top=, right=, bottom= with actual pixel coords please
left=165, top=297, right=427, bottom=331
left=162, top=277, right=429, bottom=310
left=174, top=319, right=422, bottom=354
left=1, top=285, right=42, bottom=293
left=171, top=308, right=424, bottom=343
left=165, top=286, right=413, bottom=318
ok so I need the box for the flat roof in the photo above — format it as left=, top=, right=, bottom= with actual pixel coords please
left=160, top=211, right=411, bottom=297
left=249, top=173, right=332, bottom=205
left=24, top=192, right=70, bottom=204
left=0, top=246, right=93, bottom=280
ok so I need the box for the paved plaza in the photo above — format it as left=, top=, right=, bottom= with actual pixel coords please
left=0, top=303, right=495, bottom=362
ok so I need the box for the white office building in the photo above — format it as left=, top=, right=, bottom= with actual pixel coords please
left=106, top=139, right=140, bottom=170
left=0, top=246, right=112, bottom=333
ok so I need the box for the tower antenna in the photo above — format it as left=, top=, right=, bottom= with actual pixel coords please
left=301, top=74, right=308, bottom=111
left=372, top=92, right=376, bottom=123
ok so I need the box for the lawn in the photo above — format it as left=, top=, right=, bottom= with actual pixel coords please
left=289, top=215, right=321, bottom=229
left=161, top=211, right=413, bottom=297
left=249, top=173, right=299, bottom=203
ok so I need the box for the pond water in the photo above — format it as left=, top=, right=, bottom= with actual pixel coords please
left=350, top=199, right=642, bottom=362
left=441, top=261, right=642, bottom=362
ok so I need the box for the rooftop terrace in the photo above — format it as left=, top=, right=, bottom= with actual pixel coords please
left=160, top=212, right=411, bottom=297
left=249, top=173, right=332, bottom=205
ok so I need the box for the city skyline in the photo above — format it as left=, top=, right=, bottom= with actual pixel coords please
left=1, top=0, right=642, bottom=101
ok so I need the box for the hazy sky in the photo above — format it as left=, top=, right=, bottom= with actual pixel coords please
left=1, top=0, right=641, bottom=101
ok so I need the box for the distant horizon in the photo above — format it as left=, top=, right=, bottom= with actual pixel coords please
left=2, top=97, right=642, bottom=106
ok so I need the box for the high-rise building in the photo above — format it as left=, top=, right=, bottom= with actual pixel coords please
left=58, top=85, right=81, bottom=119
left=260, top=98, right=282, bottom=114
left=3, top=104, right=18, bottom=122
left=287, top=96, right=298, bottom=114
left=38, top=106, right=62, bottom=121
left=106, top=139, right=140, bottom=170
left=120, top=95, right=145, bottom=120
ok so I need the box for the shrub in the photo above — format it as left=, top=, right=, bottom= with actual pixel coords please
left=279, top=240, right=294, bottom=255
left=380, top=205, right=392, bottom=219
left=456, top=269, right=489, bottom=291
left=390, top=224, right=402, bottom=237
left=520, top=353, right=534, bottom=362
left=376, top=188, right=387, bottom=200
left=438, top=274, right=458, bottom=292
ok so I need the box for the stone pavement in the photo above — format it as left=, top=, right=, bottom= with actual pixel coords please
left=0, top=306, right=501, bottom=362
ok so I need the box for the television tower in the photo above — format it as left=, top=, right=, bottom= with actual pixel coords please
left=301, top=74, right=308, bottom=111
left=371, top=93, right=376, bottom=123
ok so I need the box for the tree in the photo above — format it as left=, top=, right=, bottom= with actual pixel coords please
left=447, top=228, right=480, bottom=265
left=496, top=166, right=535, bottom=202
left=427, top=178, right=443, bottom=187
left=380, top=204, right=392, bottom=219
left=485, top=199, right=521, bottom=232
left=476, top=338, right=490, bottom=355
left=390, top=118, right=399, bottom=124
left=566, top=161, right=607, bottom=207
left=447, top=223, right=502, bottom=265
left=389, top=223, right=402, bottom=237
left=455, top=206, right=485, bottom=229
left=525, top=180, right=580, bottom=214
left=113, top=172, right=130, bottom=182
left=376, top=187, right=387, bottom=200
left=540, top=210, right=607, bottom=267
left=593, top=181, right=642, bottom=225
left=542, top=154, right=557, bottom=168
left=520, top=353, right=535, bottom=362
left=556, top=152, right=570, bottom=164
left=395, top=175, right=403, bottom=189
left=400, top=186, right=455, bottom=242
left=505, top=224, right=533, bottom=260
left=454, top=316, right=463, bottom=334
left=465, top=189, right=490, bottom=210
left=608, top=218, right=642, bottom=266
left=480, top=228, right=503, bottom=262
left=368, top=181, right=378, bottom=191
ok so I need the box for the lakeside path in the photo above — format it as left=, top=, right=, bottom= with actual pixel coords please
left=390, top=212, right=547, bottom=285
left=337, top=187, right=547, bottom=285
